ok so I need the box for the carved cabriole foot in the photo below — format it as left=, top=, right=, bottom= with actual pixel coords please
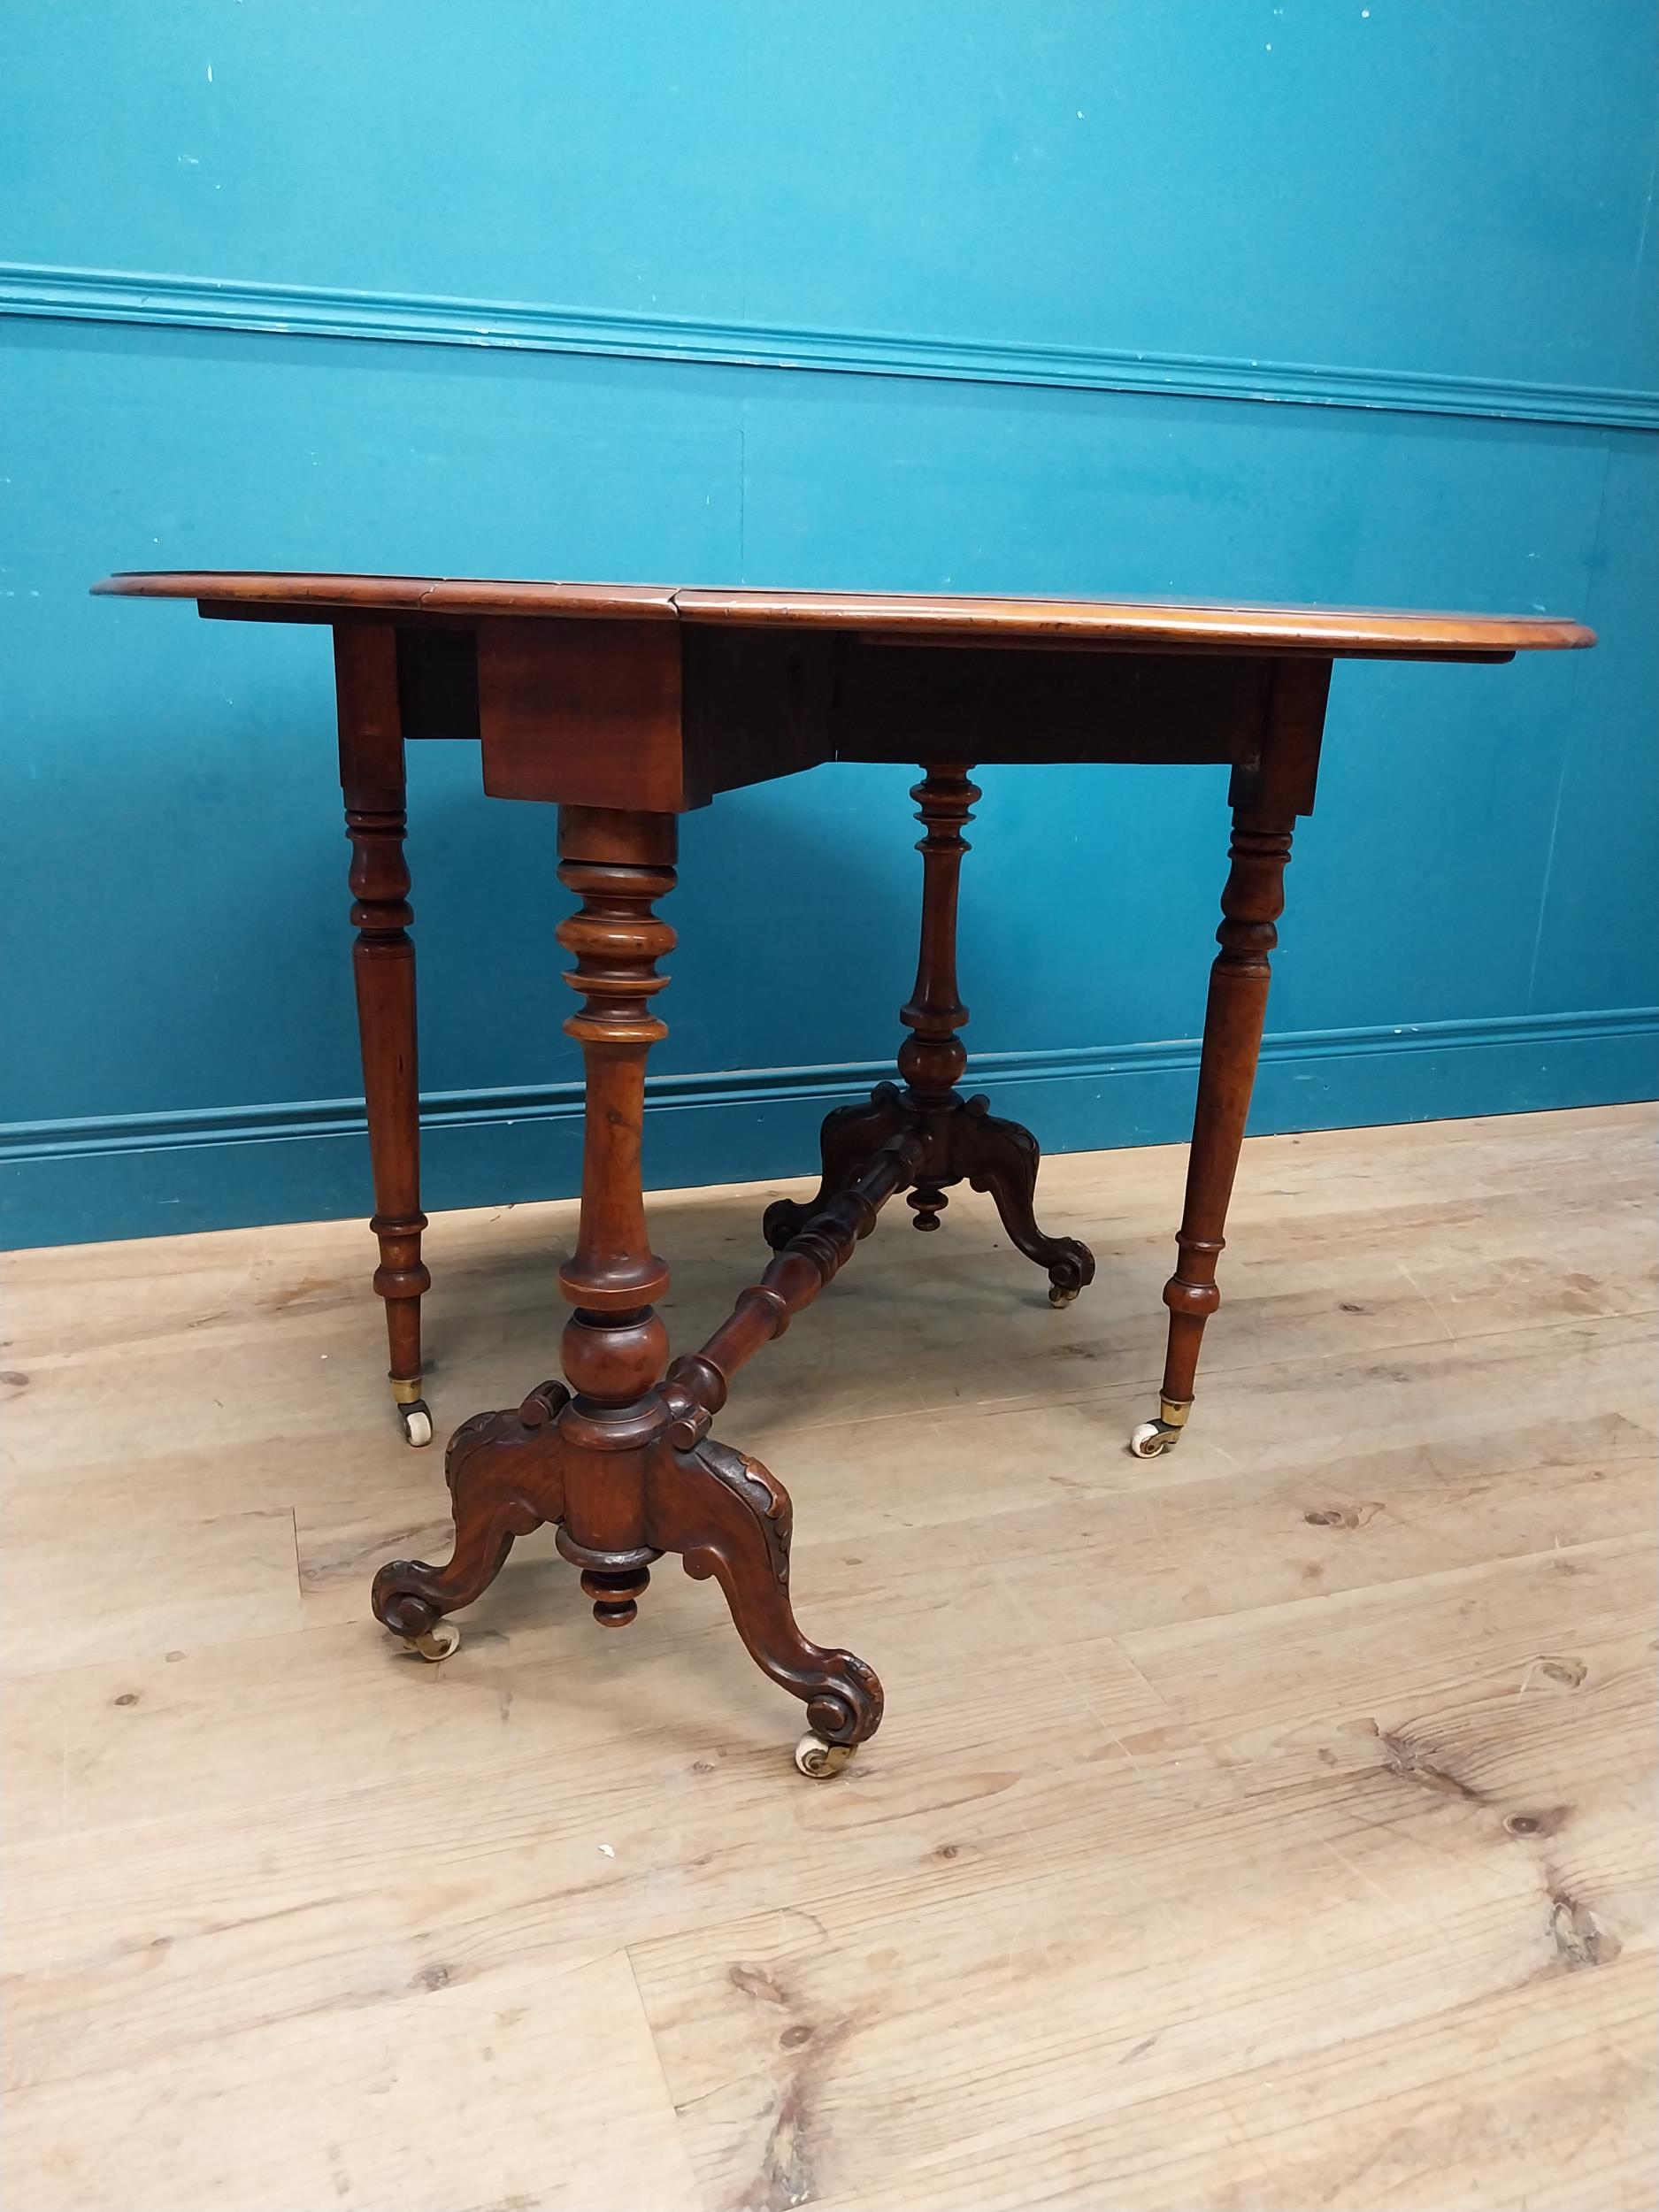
left=953, top=1095, right=1096, bottom=1305
left=651, top=1435, right=883, bottom=1770
left=371, top=1380, right=568, bottom=1654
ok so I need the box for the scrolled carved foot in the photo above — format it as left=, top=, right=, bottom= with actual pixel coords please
left=798, top=1645, right=884, bottom=1754
left=372, top=1563, right=455, bottom=1644
left=372, top=1386, right=566, bottom=1649
left=649, top=1435, right=884, bottom=1763
left=372, top=1487, right=546, bottom=1642
left=763, top=1083, right=912, bottom=1251
left=1043, top=1240, right=1096, bottom=1306
left=956, top=1106, right=1096, bottom=1305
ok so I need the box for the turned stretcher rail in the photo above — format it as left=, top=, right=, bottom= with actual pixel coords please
left=663, top=1132, right=926, bottom=1448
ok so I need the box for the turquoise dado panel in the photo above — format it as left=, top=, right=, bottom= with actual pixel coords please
left=1, top=4, right=1655, bottom=1248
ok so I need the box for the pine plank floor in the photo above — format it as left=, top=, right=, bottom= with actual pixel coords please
left=1, top=1103, right=1654, bottom=2212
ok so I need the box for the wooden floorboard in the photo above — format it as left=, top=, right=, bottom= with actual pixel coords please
left=1, top=1104, right=1654, bottom=2210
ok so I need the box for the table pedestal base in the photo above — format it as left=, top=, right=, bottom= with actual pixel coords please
left=764, top=763, right=1094, bottom=1305
left=763, top=1079, right=1095, bottom=1305
left=371, top=803, right=908, bottom=1777
left=372, top=1379, right=883, bottom=1778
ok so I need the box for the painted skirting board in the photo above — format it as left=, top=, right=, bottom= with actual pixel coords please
left=4, top=1009, right=1653, bottom=1250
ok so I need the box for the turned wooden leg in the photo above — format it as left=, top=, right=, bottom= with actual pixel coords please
left=1132, top=809, right=1295, bottom=1457
left=545, top=805, right=680, bottom=1629
left=651, top=1437, right=883, bottom=1775
left=955, top=1096, right=1096, bottom=1307
left=336, top=626, right=432, bottom=1448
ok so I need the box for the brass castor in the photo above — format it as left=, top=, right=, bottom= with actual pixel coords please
left=793, top=1731, right=855, bottom=1779
left=1048, top=1283, right=1079, bottom=1309
left=405, top=1620, right=460, bottom=1662
left=1128, top=1395, right=1192, bottom=1460
left=392, top=1377, right=433, bottom=1448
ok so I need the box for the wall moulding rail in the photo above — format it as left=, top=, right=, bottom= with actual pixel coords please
left=4, top=263, right=1657, bottom=432
left=4, top=1009, right=1655, bottom=1250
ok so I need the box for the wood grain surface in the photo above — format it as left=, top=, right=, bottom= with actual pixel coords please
left=2, top=1105, right=1651, bottom=2211
left=90, top=571, right=1595, bottom=657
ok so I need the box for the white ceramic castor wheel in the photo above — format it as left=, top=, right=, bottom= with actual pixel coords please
left=1128, top=1397, right=1191, bottom=1460
left=1048, top=1283, right=1079, bottom=1309
left=1129, top=1419, right=1177, bottom=1459
left=391, top=1380, right=433, bottom=1448
left=406, top=1620, right=460, bottom=1662
left=794, top=1731, right=855, bottom=1779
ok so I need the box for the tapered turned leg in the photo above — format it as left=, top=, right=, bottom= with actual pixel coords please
left=336, top=626, right=432, bottom=1447
left=1132, top=810, right=1294, bottom=1457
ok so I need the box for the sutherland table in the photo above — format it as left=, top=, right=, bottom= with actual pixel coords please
left=94, top=572, right=1593, bottom=1778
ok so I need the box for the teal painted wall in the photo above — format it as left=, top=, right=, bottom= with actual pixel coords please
left=2, top=1, right=1655, bottom=1248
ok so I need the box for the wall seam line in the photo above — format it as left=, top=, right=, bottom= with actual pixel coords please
left=1524, top=445, right=1617, bottom=1013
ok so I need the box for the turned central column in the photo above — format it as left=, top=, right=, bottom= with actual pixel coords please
left=897, top=765, right=979, bottom=1109
left=551, top=807, right=679, bottom=1625
left=898, top=765, right=979, bottom=1230
left=555, top=807, right=678, bottom=1410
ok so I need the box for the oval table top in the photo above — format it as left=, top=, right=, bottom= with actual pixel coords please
left=91, top=572, right=1595, bottom=659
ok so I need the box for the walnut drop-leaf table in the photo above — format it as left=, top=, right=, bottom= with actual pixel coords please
left=93, top=572, right=1592, bottom=1778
